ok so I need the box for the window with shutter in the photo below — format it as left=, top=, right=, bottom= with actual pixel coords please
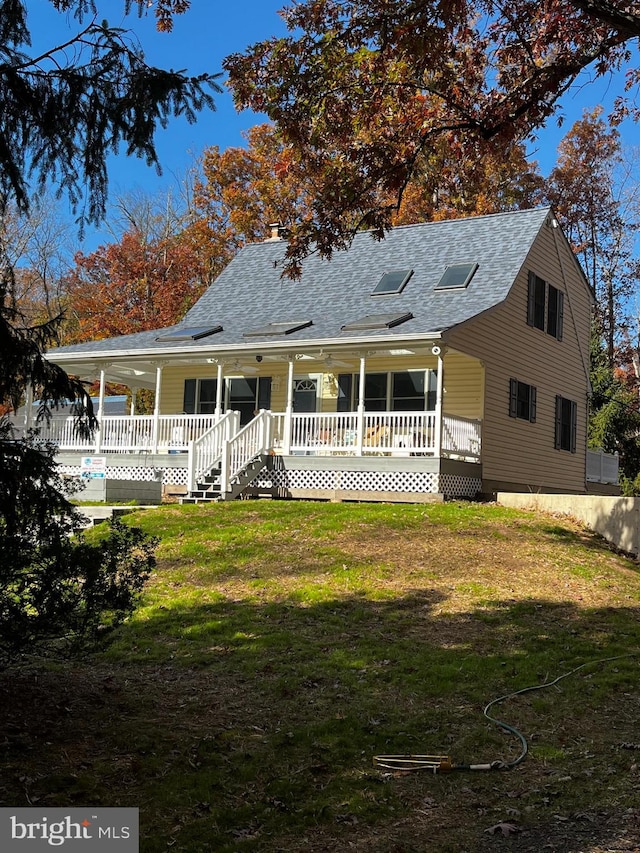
left=509, top=379, right=536, bottom=423
left=527, top=271, right=564, bottom=341
left=555, top=395, right=577, bottom=452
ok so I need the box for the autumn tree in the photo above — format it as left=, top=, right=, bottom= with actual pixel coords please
left=63, top=225, right=210, bottom=343
left=392, top=137, right=543, bottom=224
left=189, top=123, right=317, bottom=261
left=619, top=293, right=640, bottom=398
left=225, top=0, right=640, bottom=273
left=589, top=330, right=640, bottom=492
left=189, top=121, right=543, bottom=270
left=546, top=109, right=640, bottom=370
left=107, top=185, right=196, bottom=246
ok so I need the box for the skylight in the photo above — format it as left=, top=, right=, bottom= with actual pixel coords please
left=243, top=320, right=313, bottom=337
left=155, top=325, right=223, bottom=342
left=434, top=262, right=478, bottom=290
left=341, top=311, right=414, bottom=331
left=371, top=269, right=413, bottom=296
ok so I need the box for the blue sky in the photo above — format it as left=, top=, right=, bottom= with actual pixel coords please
left=27, top=2, right=638, bottom=249
left=29, top=2, right=287, bottom=200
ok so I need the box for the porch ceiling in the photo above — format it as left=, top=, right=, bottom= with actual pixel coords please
left=67, top=359, right=160, bottom=391
left=58, top=340, right=460, bottom=389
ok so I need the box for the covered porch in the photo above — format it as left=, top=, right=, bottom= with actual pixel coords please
left=40, top=407, right=483, bottom=503
left=39, top=341, right=485, bottom=500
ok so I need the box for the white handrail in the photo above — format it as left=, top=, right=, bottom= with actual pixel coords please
left=22, top=413, right=220, bottom=452
left=34, top=415, right=95, bottom=449
left=188, top=411, right=240, bottom=492
left=219, top=410, right=272, bottom=494
left=20, top=409, right=482, bottom=462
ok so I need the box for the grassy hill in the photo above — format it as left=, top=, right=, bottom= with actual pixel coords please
left=2, top=501, right=639, bottom=852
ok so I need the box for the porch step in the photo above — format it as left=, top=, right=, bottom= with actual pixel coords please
left=180, top=454, right=268, bottom=504
left=179, top=467, right=224, bottom=503
left=182, top=480, right=223, bottom=503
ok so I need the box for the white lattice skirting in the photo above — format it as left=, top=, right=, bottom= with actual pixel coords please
left=252, top=468, right=482, bottom=499
left=58, top=465, right=189, bottom=486
left=58, top=464, right=481, bottom=499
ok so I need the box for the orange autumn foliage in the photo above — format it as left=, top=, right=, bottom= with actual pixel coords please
left=62, top=229, right=209, bottom=343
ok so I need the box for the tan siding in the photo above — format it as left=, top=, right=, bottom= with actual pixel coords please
left=442, top=353, right=483, bottom=419
left=447, top=219, right=592, bottom=492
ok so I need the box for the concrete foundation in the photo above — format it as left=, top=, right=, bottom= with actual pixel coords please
left=497, top=492, right=640, bottom=558
left=69, top=477, right=163, bottom=505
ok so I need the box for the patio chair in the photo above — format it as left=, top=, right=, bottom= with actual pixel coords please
left=364, top=424, right=390, bottom=453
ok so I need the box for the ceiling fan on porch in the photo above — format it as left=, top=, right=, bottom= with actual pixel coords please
left=230, top=359, right=259, bottom=374
left=318, top=351, right=350, bottom=370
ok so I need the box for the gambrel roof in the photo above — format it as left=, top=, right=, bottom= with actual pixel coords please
left=50, top=206, right=572, bottom=360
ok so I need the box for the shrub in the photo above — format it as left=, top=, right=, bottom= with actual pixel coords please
left=0, top=433, right=157, bottom=664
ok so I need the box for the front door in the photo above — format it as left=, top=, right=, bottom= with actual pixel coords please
left=228, top=377, right=272, bottom=425
left=293, top=377, right=318, bottom=412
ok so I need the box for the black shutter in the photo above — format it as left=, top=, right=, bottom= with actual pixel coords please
left=530, top=386, right=537, bottom=423
left=554, top=395, right=562, bottom=449
left=337, top=374, right=352, bottom=412
left=527, top=272, right=535, bottom=327
left=557, top=291, right=564, bottom=341
left=257, top=376, right=272, bottom=410
left=570, top=400, right=577, bottom=453
left=183, top=379, right=196, bottom=414
left=509, top=378, right=518, bottom=418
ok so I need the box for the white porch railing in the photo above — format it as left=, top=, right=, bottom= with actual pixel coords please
left=441, top=414, right=482, bottom=460
left=30, top=415, right=96, bottom=450
left=269, top=411, right=481, bottom=460
left=24, top=413, right=220, bottom=453
left=586, top=448, right=619, bottom=484
left=22, top=409, right=481, bottom=463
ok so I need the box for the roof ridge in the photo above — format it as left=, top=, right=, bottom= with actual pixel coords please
left=242, top=206, right=552, bottom=247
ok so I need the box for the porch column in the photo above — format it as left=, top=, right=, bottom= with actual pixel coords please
left=125, top=385, right=137, bottom=454
left=95, top=366, right=106, bottom=452
left=283, top=357, right=295, bottom=454
left=356, top=355, right=366, bottom=456
left=215, top=361, right=224, bottom=419
left=434, top=347, right=445, bottom=457
left=152, top=363, right=164, bottom=454
left=23, top=382, right=34, bottom=433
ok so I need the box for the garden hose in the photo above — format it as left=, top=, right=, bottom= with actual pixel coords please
left=373, top=653, right=636, bottom=774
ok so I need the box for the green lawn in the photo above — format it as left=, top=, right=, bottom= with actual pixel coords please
left=2, top=500, right=639, bottom=852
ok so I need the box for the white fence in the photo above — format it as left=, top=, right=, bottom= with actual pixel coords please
left=586, top=448, right=619, bottom=485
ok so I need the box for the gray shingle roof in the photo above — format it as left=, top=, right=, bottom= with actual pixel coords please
left=50, top=206, right=554, bottom=357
